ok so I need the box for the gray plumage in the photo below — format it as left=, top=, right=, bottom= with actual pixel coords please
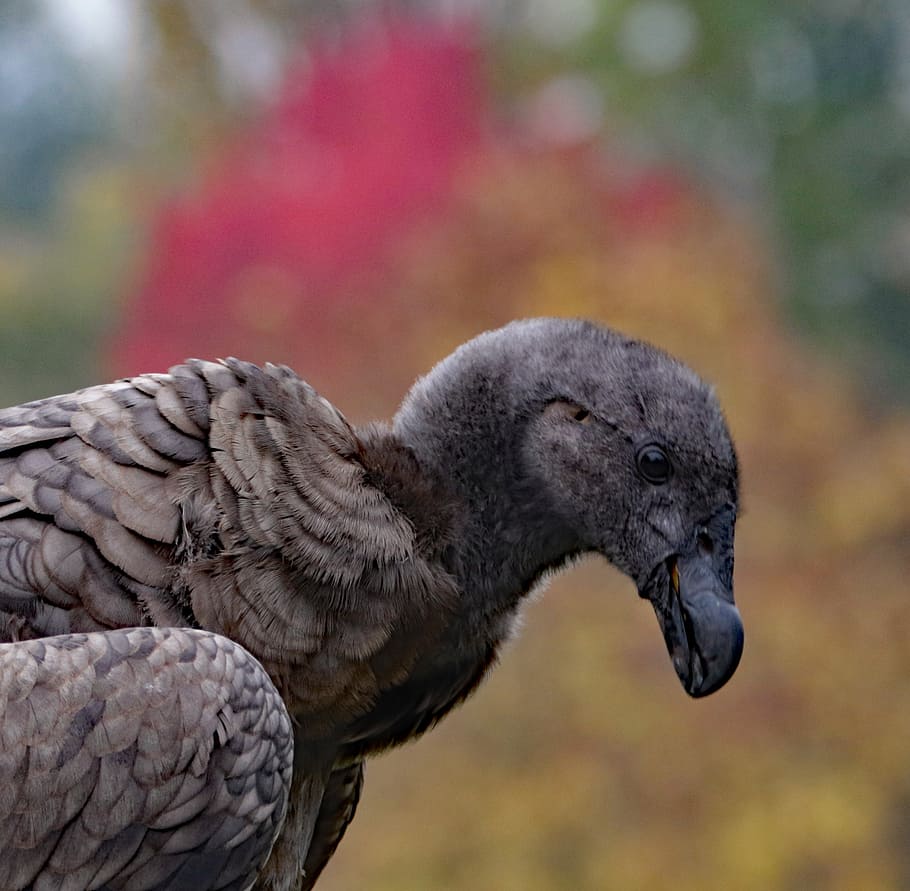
left=0, top=626, right=292, bottom=891
left=0, top=317, right=742, bottom=889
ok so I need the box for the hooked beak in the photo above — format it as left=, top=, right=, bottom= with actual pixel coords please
left=639, top=504, right=743, bottom=698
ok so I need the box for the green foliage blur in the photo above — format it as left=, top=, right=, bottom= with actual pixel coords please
left=2, top=2, right=910, bottom=890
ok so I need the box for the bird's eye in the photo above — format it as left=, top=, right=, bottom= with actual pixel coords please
left=572, top=408, right=590, bottom=423
left=636, top=444, right=672, bottom=484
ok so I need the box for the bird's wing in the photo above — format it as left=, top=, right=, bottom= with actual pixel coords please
left=188, top=358, right=427, bottom=662
left=0, top=360, right=455, bottom=885
left=0, top=366, right=214, bottom=637
left=0, top=360, right=446, bottom=663
left=162, top=359, right=456, bottom=724
left=301, top=760, right=365, bottom=890
left=0, top=626, right=293, bottom=891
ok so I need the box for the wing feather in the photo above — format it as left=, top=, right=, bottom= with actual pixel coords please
left=71, top=392, right=176, bottom=472
left=0, top=627, right=293, bottom=891
left=154, top=378, right=207, bottom=439
left=301, top=760, right=365, bottom=890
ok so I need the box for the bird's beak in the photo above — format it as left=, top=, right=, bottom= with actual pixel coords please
left=639, top=504, right=743, bottom=698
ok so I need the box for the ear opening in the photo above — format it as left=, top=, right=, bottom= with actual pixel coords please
left=544, top=400, right=592, bottom=424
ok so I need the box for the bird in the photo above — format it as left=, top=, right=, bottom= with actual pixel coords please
left=0, top=317, right=742, bottom=890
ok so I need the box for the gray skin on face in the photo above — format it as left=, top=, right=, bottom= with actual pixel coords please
left=394, top=318, right=742, bottom=696
left=0, top=317, right=741, bottom=890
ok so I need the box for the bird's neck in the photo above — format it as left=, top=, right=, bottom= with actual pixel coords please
left=382, top=415, right=580, bottom=630
left=448, top=475, right=581, bottom=629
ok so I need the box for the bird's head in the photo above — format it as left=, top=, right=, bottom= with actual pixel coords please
left=394, top=318, right=743, bottom=698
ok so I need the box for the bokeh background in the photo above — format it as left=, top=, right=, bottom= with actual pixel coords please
left=3, top=1, right=910, bottom=888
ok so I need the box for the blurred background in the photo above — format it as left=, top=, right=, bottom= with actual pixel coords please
left=2, top=0, right=910, bottom=888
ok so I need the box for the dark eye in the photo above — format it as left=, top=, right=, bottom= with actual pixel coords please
left=572, top=407, right=590, bottom=423
left=636, top=444, right=672, bottom=484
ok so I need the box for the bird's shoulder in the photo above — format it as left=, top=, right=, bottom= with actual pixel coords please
left=0, top=359, right=459, bottom=654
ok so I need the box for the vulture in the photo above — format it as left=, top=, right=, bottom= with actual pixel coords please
left=0, top=317, right=742, bottom=890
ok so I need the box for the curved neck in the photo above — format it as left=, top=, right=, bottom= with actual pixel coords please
left=391, top=406, right=579, bottom=624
